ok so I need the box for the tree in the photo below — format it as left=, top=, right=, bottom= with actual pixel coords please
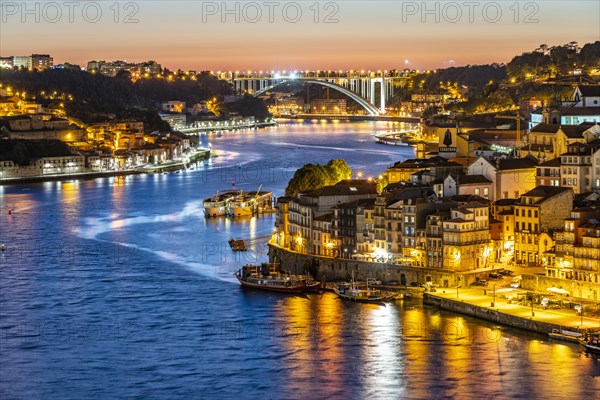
left=422, top=105, right=441, bottom=119
left=284, top=159, right=353, bottom=196
left=326, top=159, right=352, bottom=182
left=376, top=175, right=388, bottom=194
left=12, top=142, right=31, bottom=166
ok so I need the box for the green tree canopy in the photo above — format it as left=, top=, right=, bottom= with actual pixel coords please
left=285, top=160, right=353, bottom=196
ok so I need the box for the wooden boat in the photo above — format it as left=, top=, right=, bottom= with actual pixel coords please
left=548, top=329, right=583, bottom=343
left=228, top=186, right=273, bottom=217
left=580, top=333, right=600, bottom=354
left=228, top=238, right=246, bottom=251
left=304, top=281, right=323, bottom=293
left=234, top=263, right=306, bottom=293
left=334, top=282, right=394, bottom=303
left=203, top=190, right=237, bottom=217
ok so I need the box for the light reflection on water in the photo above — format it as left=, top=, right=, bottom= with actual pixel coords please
left=0, top=121, right=598, bottom=399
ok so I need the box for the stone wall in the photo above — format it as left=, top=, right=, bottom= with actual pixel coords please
left=269, top=244, right=493, bottom=287
left=424, top=294, right=566, bottom=334
left=521, top=273, right=600, bottom=301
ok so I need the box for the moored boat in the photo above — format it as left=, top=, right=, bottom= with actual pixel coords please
left=548, top=329, right=583, bottom=343
left=234, top=263, right=307, bottom=293
left=203, top=190, right=237, bottom=217
left=579, top=333, right=600, bottom=353
left=334, top=282, right=394, bottom=303
left=228, top=237, right=247, bottom=251
left=228, top=188, right=273, bottom=217
left=305, top=281, right=323, bottom=293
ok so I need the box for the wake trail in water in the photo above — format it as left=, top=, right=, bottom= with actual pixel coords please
left=71, top=201, right=239, bottom=282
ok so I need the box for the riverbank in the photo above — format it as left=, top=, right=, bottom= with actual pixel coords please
left=424, top=289, right=600, bottom=334
left=0, top=148, right=211, bottom=185
left=278, top=114, right=420, bottom=123
left=179, top=120, right=276, bottom=134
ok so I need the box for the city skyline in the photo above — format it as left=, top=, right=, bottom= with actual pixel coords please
left=1, top=1, right=598, bottom=71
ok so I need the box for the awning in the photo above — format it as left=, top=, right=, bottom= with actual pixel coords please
left=546, top=287, right=570, bottom=295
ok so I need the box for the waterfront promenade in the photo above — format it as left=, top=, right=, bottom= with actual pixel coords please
left=426, top=288, right=600, bottom=333
left=0, top=148, right=211, bottom=184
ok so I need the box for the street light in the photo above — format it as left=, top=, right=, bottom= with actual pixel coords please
left=456, top=276, right=460, bottom=299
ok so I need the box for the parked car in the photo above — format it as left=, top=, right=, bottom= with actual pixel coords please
left=367, top=278, right=382, bottom=285
left=488, top=272, right=503, bottom=280
left=421, top=282, right=438, bottom=292
left=498, top=269, right=514, bottom=276
left=511, top=276, right=522, bottom=288
left=471, top=280, right=488, bottom=287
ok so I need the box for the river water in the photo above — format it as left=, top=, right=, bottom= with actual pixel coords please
left=0, top=121, right=598, bottom=399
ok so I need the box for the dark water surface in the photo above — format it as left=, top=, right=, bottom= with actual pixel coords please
left=1, top=121, right=598, bottom=399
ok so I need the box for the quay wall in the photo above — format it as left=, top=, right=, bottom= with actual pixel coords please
left=269, top=244, right=491, bottom=287
left=423, top=294, right=564, bottom=334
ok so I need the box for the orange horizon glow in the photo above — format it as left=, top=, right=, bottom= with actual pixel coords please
left=1, top=1, right=598, bottom=71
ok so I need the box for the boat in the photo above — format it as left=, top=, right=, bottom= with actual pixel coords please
left=304, top=274, right=324, bottom=293
left=228, top=238, right=247, bottom=251
left=228, top=186, right=273, bottom=217
left=579, top=333, right=600, bottom=354
left=203, top=190, right=237, bottom=217
left=334, top=282, right=394, bottom=303
left=548, top=328, right=583, bottom=343
left=234, top=263, right=307, bottom=293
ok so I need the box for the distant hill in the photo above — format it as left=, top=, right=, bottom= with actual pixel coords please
left=414, top=65, right=507, bottom=92
left=0, top=68, right=272, bottom=130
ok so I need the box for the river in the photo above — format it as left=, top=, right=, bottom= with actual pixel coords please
left=0, top=120, right=598, bottom=399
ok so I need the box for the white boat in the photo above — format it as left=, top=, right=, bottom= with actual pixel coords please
left=548, top=329, right=583, bottom=343
left=203, top=190, right=237, bottom=217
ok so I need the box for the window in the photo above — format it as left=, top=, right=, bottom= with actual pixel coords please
left=503, top=191, right=508, bottom=199
left=475, top=188, right=480, bottom=196
left=528, top=210, right=532, bottom=218
left=534, top=210, right=538, bottom=218
left=483, top=187, right=489, bottom=198
left=514, top=191, right=519, bottom=198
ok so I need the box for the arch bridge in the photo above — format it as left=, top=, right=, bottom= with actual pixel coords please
left=229, top=73, right=408, bottom=116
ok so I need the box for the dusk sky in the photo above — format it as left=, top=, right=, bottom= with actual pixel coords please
left=1, top=1, right=598, bottom=71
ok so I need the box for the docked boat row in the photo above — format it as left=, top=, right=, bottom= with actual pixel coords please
left=234, top=263, right=322, bottom=293
left=203, top=188, right=273, bottom=217
left=234, top=262, right=399, bottom=304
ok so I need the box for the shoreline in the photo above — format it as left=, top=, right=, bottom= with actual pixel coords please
left=424, top=290, right=600, bottom=335
left=0, top=149, right=211, bottom=186
left=269, top=243, right=600, bottom=335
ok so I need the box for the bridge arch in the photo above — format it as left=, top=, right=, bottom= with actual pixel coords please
left=254, top=79, right=381, bottom=116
